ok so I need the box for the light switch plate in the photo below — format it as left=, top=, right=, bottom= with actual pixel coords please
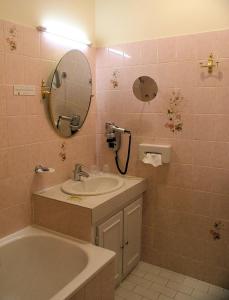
left=13, top=85, right=36, bottom=96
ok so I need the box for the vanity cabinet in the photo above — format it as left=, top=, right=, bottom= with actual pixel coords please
left=33, top=174, right=146, bottom=288
left=96, top=197, right=142, bottom=285
left=97, top=211, right=123, bottom=284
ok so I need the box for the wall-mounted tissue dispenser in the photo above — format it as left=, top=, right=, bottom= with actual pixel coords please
left=139, top=144, right=171, bottom=166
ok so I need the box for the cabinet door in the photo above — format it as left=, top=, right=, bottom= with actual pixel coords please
left=97, top=211, right=123, bottom=285
left=123, top=198, right=142, bottom=277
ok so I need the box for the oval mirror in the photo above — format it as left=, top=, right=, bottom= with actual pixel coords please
left=132, top=76, right=158, bottom=102
left=49, top=50, right=92, bottom=138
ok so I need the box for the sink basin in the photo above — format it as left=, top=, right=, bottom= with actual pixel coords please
left=61, top=174, right=124, bottom=196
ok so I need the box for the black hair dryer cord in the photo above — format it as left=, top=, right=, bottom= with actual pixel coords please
left=115, top=132, right=131, bottom=175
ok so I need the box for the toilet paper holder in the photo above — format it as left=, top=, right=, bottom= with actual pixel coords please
left=139, top=144, right=172, bottom=164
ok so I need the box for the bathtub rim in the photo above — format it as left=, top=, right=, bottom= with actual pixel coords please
left=0, top=225, right=115, bottom=300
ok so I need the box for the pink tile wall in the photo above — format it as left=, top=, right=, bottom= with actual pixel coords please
left=96, top=30, right=229, bottom=288
left=0, top=20, right=96, bottom=238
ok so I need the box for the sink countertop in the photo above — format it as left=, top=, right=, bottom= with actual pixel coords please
left=33, top=174, right=146, bottom=224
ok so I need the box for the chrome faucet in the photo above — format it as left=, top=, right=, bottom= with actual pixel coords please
left=73, top=164, right=89, bottom=181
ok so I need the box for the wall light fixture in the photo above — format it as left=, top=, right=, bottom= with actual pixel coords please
left=36, top=21, right=92, bottom=47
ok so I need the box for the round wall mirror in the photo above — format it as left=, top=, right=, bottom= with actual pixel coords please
left=132, top=76, right=158, bottom=102
left=49, top=50, right=92, bottom=138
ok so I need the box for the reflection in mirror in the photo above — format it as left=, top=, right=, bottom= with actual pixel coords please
left=49, top=50, right=92, bottom=138
left=132, top=76, right=158, bottom=102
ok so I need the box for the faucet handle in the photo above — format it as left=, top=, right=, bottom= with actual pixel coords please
left=74, top=163, right=86, bottom=172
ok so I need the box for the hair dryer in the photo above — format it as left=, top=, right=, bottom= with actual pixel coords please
left=105, top=122, right=131, bottom=175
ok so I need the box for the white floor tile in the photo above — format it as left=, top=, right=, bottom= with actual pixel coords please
left=115, top=262, right=229, bottom=300
left=137, top=261, right=161, bottom=275
left=192, top=289, right=223, bottom=300
left=126, top=274, right=152, bottom=288
left=183, top=278, right=210, bottom=293
left=134, top=285, right=160, bottom=300
left=159, top=269, right=186, bottom=283
left=208, top=284, right=229, bottom=299
left=116, top=286, right=142, bottom=300
left=175, top=292, right=196, bottom=300
left=132, top=268, right=147, bottom=278
left=167, top=280, right=193, bottom=295
left=120, top=280, right=136, bottom=291
left=144, top=273, right=168, bottom=286
left=151, top=282, right=177, bottom=298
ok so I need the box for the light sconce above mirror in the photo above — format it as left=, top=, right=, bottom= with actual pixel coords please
left=36, top=22, right=92, bottom=46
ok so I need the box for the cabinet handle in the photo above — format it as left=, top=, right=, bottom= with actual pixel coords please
left=125, top=241, right=129, bottom=245
left=120, top=245, right=124, bottom=249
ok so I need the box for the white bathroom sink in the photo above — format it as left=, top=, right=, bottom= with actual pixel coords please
left=61, top=174, right=124, bottom=196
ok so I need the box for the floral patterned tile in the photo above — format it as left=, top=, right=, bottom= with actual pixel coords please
left=3, top=21, right=24, bottom=54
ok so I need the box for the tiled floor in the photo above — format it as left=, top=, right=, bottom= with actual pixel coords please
left=115, top=261, right=229, bottom=300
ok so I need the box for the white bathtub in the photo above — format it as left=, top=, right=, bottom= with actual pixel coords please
left=0, top=226, right=115, bottom=300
